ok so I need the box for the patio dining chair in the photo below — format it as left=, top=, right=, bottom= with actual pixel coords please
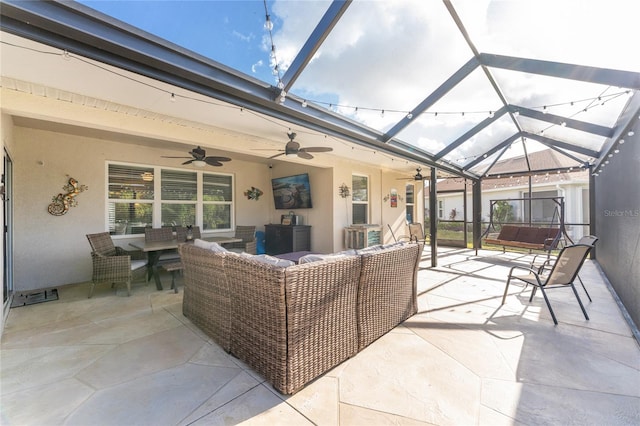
left=227, top=225, right=257, bottom=254
left=145, top=227, right=181, bottom=262
left=86, top=232, right=147, bottom=297
left=502, top=243, right=592, bottom=325
left=408, top=222, right=428, bottom=244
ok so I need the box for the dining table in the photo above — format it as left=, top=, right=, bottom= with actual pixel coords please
left=129, top=236, right=242, bottom=291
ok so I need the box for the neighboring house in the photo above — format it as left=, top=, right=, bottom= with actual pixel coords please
left=433, top=149, right=590, bottom=241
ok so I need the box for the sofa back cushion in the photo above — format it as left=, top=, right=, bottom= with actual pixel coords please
left=193, top=238, right=228, bottom=252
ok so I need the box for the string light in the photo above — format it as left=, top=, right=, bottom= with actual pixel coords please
left=263, top=0, right=284, bottom=103
left=5, top=40, right=629, bottom=179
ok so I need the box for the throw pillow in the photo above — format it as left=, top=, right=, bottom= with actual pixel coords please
left=298, top=253, right=356, bottom=264
left=193, top=239, right=228, bottom=253
left=249, top=254, right=295, bottom=267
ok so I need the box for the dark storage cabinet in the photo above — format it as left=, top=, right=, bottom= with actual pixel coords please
left=265, top=224, right=311, bottom=255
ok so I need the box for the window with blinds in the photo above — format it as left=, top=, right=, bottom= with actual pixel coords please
left=108, top=164, right=154, bottom=235
left=352, top=174, right=368, bottom=225
left=203, top=174, right=232, bottom=230
left=107, top=163, right=234, bottom=235
left=161, top=170, right=197, bottom=227
left=405, top=183, right=414, bottom=223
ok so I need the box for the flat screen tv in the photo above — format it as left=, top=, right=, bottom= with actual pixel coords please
left=271, top=173, right=313, bottom=209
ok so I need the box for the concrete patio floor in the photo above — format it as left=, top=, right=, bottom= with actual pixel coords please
left=2, top=247, right=639, bottom=425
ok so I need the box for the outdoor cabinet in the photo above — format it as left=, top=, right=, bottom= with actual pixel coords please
left=265, top=224, right=311, bottom=255
left=344, top=224, right=382, bottom=249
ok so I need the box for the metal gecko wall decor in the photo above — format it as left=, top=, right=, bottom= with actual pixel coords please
left=48, top=176, right=88, bottom=216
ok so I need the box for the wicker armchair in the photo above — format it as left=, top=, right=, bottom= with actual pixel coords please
left=86, top=232, right=147, bottom=297
left=227, top=225, right=257, bottom=254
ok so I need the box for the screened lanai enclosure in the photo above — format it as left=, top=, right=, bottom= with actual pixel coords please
left=2, top=0, right=638, bottom=179
left=1, top=1, right=639, bottom=325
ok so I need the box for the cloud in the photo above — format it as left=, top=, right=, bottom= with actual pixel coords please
left=268, top=0, right=634, bottom=162
left=232, top=30, right=254, bottom=43
left=251, top=60, right=264, bottom=74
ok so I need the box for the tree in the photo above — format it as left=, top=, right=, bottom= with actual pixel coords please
left=494, top=200, right=514, bottom=224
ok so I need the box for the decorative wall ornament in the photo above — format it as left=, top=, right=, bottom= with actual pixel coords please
left=338, top=183, right=351, bottom=198
left=383, top=189, right=403, bottom=206
left=48, top=176, right=88, bottom=216
left=244, top=186, right=264, bottom=201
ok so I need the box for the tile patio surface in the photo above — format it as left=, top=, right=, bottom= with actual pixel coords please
left=2, top=248, right=639, bottom=425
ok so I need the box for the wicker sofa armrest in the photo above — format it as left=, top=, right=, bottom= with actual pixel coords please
left=179, top=244, right=232, bottom=352
left=357, top=242, right=422, bottom=350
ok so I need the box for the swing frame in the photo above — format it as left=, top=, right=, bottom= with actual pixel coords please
left=480, top=197, right=571, bottom=253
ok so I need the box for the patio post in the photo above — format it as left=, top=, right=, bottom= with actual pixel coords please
left=472, top=177, right=482, bottom=251
left=429, top=167, right=438, bottom=267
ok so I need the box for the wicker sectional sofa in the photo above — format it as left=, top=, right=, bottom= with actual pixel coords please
left=179, top=241, right=422, bottom=395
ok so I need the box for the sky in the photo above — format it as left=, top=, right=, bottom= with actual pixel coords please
left=77, top=0, right=639, bottom=169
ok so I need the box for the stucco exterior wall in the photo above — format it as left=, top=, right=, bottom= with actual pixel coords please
left=8, top=123, right=413, bottom=292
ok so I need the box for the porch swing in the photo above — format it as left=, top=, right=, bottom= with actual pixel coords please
left=481, top=197, right=571, bottom=253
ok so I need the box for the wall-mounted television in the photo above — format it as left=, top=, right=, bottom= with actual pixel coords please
left=271, top=173, right=313, bottom=209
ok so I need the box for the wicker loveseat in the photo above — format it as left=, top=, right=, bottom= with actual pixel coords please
left=179, top=241, right=422, bottom=394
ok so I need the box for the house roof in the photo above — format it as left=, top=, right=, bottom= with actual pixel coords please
left=435, top=149, right=589, bottom=192
left=1, top=1, right=639, bottom=179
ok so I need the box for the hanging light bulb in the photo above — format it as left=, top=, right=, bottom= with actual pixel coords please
left=542, top=106, right=547, bottom=114
left=628, top=130, right=635, bottom=136
left=170, top=93, right=176, bottom=102
left=406, top=112, right=413, bottom=119
left=264, top=14, right=274, bottom=31
left=489, top=111, right=494, bottom=118
left=561, top=121, right=567, bottom=127
left=301, top=100, right=307, bottom=108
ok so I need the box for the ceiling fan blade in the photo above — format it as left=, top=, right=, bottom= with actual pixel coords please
left=298, top=151, right=314, bottom=160
left=269, top=152, right=285, bottom=159
left=300, top=147, right=333, bottom=153
left=204, top=157, right=225, bottom=166
left=182, top=159, right=194, bottom=165
left=161, top=156, right=193, bottom=159
left=206, top=156, right=232, bottom=162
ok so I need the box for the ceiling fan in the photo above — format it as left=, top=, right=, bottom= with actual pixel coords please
left=267, top=131, right=333, bottom=160
left=397, top=167, right=424, bottom=181
left=162, top=146, right=231, bottom=167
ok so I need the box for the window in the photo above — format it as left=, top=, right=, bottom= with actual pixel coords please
left=107, top=163, right=233, bottom=235
left=161, top=169, right=197, bottom=227
left=438, top=200, right=444, bottom=219
left=405, top=183, right=414, bottom=223
left=352, top=174, right=369, bottom=224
